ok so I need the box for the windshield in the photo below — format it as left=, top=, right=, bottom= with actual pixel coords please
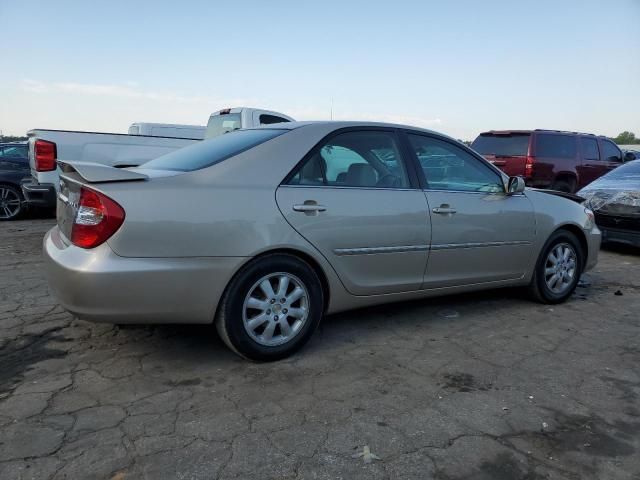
left=141, top=129, right=286, bottom=172
left=206, top=113, right=242, bottom=139
left=471, top=133, right=530, bottom=156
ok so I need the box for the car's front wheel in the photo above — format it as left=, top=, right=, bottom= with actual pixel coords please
left=216, top=253, right=324, bottom=361
left=528, top=230, right=583, bottom=304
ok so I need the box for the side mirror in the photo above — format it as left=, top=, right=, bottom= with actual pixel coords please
left=507, top=176, right=526, bottom=195
left=624, top=151, right=637, bottom=162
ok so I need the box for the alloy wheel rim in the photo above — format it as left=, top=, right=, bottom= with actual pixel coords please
left=0, top=187, right=21, bottom=219
left=544, top=243, right=577, bottom=294
left=242, top=272, right=310, bottom=347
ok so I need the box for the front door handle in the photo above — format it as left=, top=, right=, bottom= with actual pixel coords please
left=432, top=206, right=457, bottom=215
left=293, top=202, right=327, bottom=215
left=293, top=204, right=327, bottom=212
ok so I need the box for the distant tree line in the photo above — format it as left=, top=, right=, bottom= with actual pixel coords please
left=0, top=135, right=28, bottom=143
left=613, top=131, right=640, bottom=145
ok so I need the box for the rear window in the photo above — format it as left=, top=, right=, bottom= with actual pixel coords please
left=471, top=133, right=530, bottom=156
left=206, top=113, right=242, bottom=139
left=141, top=129, right=286, bottom=172
left=535, top=134, right=577, bottom=158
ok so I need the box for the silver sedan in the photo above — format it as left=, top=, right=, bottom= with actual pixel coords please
left=44, top=122, right=601, bottom=360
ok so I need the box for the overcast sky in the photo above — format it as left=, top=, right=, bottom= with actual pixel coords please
left=1, top=0, right=639, bottom=140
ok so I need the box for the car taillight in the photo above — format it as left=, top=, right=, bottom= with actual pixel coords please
left=71, top=187, right=125, bottom=249
left=34, top=139, right=57, bottom=172
left=524, top=156, right=534, bottom=177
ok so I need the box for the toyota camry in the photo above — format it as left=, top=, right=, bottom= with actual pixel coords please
left=44, top=122, right=601, bottom=360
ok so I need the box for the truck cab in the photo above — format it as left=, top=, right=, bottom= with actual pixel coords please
left=205, top=108, right=294, bottom=139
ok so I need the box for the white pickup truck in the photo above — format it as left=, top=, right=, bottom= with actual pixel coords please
left=21, top=129, right=198, bottom=209
left=205, top=108, right=293, bottom=138
left=128, top=123, right=206, bottom=140
left=21, top=107, right=293, bottom=210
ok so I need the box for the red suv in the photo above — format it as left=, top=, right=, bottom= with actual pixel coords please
left=471, top=129, right=628, bottom=193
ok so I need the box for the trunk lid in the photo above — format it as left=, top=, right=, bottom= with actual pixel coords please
left=58, top=161, right=149, bottom=183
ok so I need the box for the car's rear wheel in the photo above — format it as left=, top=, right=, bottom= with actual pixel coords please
left=215, top=253, right=324, bottom=361
left=0, top=185, right=24, bottom=221
left=528, top=230, right=583, bottom=304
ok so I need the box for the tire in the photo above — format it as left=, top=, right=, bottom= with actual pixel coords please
left=0, top=184, right=24, bottom=221
left=551, top=180, right=573, bottom=193
left=215, top=253, right=324, bottom=361
left=528, top=230, right=583, bottom=304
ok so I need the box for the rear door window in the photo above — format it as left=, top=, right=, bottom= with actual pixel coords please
left=535, top=134, right=577, bottom=158
left=580, top=137, right=600, bottom=160
left=287, top=130, right=410, bottom=189
left=471, top=133, right=530, bottom=156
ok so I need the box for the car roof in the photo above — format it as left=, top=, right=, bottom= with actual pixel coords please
left=249, top=120, right=457, bottom=141
left=478, top=129, right=606, bottom=138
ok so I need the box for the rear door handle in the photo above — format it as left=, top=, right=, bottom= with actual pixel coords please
left=432, top=207, right=457, bottom=214
left=293, top=204, right=327, bottom=213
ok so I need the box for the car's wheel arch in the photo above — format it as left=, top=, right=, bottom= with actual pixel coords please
left=547, top=223, right=588, bottom=269
left=552, top=172, right=578, bottom=191
left=0, top=181, right=23, bottom=192
left=213, top=247, right=331, bottom=324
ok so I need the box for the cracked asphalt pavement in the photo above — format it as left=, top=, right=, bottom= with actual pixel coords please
left=1, top=219, right=639, bottom=479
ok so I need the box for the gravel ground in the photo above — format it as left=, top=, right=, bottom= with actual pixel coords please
left=1, top=219, right=639, bottom=480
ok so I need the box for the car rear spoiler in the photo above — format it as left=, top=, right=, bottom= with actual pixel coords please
left=58, top=161, right=148, bottom=184
left=532, top=188, right=584, bottom=203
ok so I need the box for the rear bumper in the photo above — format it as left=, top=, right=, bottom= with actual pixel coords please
left=21, top=179, right=56, bottom=208
left=43, top=226, right=245, bottom=324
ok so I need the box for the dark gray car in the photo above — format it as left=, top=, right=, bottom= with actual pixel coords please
left=579, top=159, right=640, bottom=247
left=0, top=143, right=29, bottom=220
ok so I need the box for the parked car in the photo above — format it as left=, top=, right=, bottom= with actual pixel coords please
left=21, top=129, right=199, bottom=210
left=0, top=143, right=30, bottom=220
left=621, top=149, right=638, bottom=161
left=471, top=129, right=630, bottom=193
left=578, top=159, right=640, bottom=247
left=128, top=123, right=206, bottom=140
left=205, top=107, right=294, bottom=139
left=44, top=122, right=600, bottom=361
